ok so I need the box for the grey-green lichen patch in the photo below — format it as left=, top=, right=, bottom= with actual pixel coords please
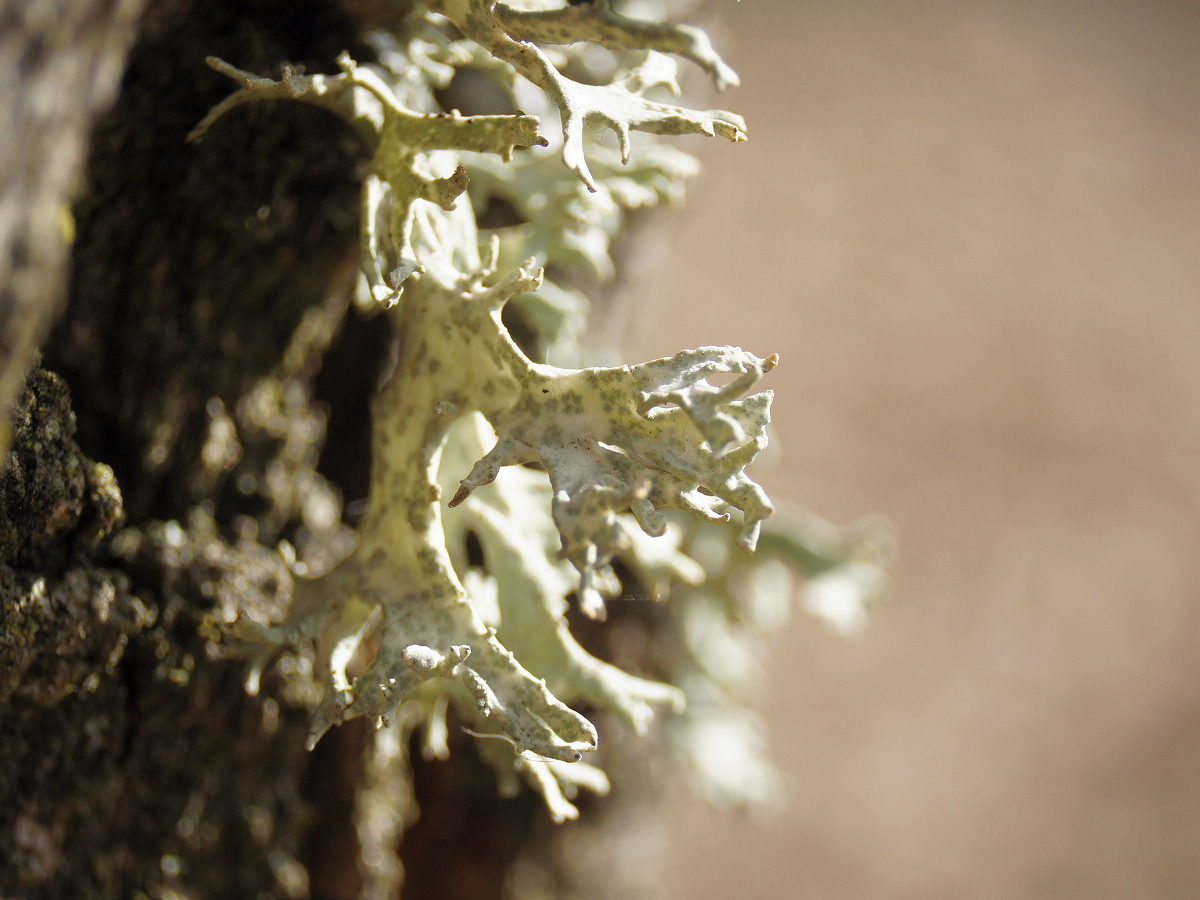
left=441, top=413, right=687, bottom=734
left=192, top=1, right=808, bottom=828
left=451, top=347, right=776, bottom=618
left=229, top=236, right=602, bottom=762
left=229, top=211, right=776, bottom=808
left=474, top=725, right=612, bottom=824
left=466, top=138, right=700, bottom=283
left=489, top=0, right=739, bottom=91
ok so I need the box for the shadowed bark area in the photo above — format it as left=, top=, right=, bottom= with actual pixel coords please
left=1, top=1, right=370, bottom=896
left=48, top=0, right=370, bottom=521
left=0, top=0, right=146, bottom=457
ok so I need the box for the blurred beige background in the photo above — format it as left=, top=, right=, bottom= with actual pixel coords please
left=628, top=1, right=1200, bottom=897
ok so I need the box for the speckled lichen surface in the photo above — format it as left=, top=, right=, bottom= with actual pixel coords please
left=183, top=2, right=891, bottom=844
left=187, top=0, right=785, bottom=801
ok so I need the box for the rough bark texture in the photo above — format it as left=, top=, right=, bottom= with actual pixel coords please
left=0, top=0, right=146, bottom=455
left=1, top=1, right=370, bottom=896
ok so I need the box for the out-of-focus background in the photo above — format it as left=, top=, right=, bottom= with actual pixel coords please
left=628, top=1, right=1200, bottom=897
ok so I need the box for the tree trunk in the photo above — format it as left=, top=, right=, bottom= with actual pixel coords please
left=3, top=2, right=381, bottom=896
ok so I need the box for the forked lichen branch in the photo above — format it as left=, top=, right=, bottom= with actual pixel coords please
left=430, top=0, right=745, bottom=189
left=194, top=4, right=801, bottom=818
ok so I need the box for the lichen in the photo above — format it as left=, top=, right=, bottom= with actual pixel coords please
left=189, top=0, right=887, bottom=844
left=428, top=0, right=743, bottom=191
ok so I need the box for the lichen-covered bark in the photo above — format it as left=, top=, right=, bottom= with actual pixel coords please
left=0, top=2, right=591, bottom=897
left=0, top=363, right=316, bottom=900
left=1, top=3, right=879, bottom=899
left=0, top=367, right=131, bottom=709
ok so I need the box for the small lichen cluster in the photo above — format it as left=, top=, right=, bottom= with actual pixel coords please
left=188, top=0, right=886, bottom=850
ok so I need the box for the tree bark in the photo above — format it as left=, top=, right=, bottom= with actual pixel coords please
left=2, top=1, right=375, bottom=896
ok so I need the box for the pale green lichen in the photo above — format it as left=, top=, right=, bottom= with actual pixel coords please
left=190, top=52, right=546, bottom=308
left=465, top=140, right=700, bottom=283
left=429, top=0, right=745, bottom=190
left=191, top=3, right=885, bottom=830
left=441, top=412, right=688, bottom=731
left=448, top=340, right=776, bottom=619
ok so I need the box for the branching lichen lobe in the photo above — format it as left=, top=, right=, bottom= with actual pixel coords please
left=191, top=2, right=779, bottom=809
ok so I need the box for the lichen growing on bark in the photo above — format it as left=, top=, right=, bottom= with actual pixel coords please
left=189, top=2, right=787, bottom=811
left=3, top=2, right=889, bottom=897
